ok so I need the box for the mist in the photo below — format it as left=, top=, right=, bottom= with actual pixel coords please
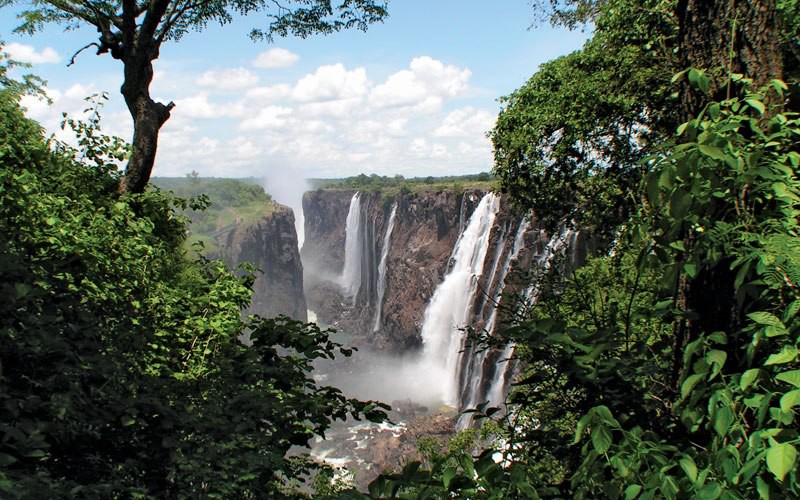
left=259, top=166, right=310, bottom=249
left=316, top=346, right=451, bottom=411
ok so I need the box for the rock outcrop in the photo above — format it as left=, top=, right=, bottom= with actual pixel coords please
left=218, top=203, right=307, bottom=321
left=302, top=188, right=487, bottom=349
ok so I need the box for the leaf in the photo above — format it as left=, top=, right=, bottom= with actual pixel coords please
left=0, top=453, right=17, bottom=466
left=591, top=425, right=612, bottom=454
left=698, top=144, right=726, bottom=160
left=744, top=98, right=766, bottom=115
left=766, top=443, right=796, bottom=482
left=682, top=373, right=703, bottom=400
left=442, top=466, right=457, bottom=489
left=747, top=311, right=784, bottom=327
left=684, top=263, right=699, bottom=279
left=765, top=346, right=797, bottom=366
left=679, top=456, right=698, bottom=483
left=624, top=484, right=643, bottom=500
left=740, top=369, right=761, bottom=391
left=779, top=389, right=800, bottom=412
left=713, top=406, right=734, bottom=437
left=776, top=370, right=800, bottom=388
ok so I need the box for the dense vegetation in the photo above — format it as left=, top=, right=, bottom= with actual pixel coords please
left=0, top=65, right=387, bottom=497
left=3, top=0, right=800, bottom=497
left=362, top=0, right=800, bottom=498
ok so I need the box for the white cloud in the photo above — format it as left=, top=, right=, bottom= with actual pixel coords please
left=175, top=93, right=246, bottom=119
left=6, top=42, right=60, bottom=64
left=239, top=106, right=293, bottom=130
left=252, top=48, right=299, bottom=68
left=196, top=67, right=258, bottom=90
left=433, top=107, right=496, bottom=138
left=292, top=64, right=370, bottom=102
left=369, top=56, right=471, bottom=110
left=245, top=84, right=293, bottom=102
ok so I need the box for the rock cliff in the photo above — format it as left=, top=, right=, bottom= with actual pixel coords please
left=301, top=188, right=508, bottom=349
left=218, top=203, right=307, bottom=321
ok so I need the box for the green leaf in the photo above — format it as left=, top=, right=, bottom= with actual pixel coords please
left=684, top=262, right=699, bottom=279
left=679, top=456, right=698, bottom=483
left=682, top=374, right=703, bottom=400
left=744, top=98, right=765, bottom=115
left=740, top=369, right=761, bottom=391
left=442, top=466, right=457, bottom=489
left=591, top=425, right=612, bottom=454
left=0, top=453, right=17, bottom=466
left=776, top=370, right=800, bottom=388
left=624, top=484, right=643, bottom=500
left=713, top=406, right=734, bottom=437
left=698, top=144, right=726, bottom=160
left=765, top=346, right=797, bottom=366
left=779, top=389, right=800, bottom=412
left=766, top=443, right=796, bottom=481
left=748, top=311, right=784, bottom=327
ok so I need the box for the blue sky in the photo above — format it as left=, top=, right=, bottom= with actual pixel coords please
left=1, top=1, right=589, bottom=181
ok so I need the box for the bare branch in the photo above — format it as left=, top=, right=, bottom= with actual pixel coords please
left=67, top=42, right=100, bottom=66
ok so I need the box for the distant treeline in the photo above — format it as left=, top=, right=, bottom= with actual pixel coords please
left=151, top=175, right=270, bottom=206
left=309, top=172, right=495, bottom=190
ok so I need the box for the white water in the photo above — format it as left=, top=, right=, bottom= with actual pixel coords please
left=419, top=193, right=500, bottom=407
left=340, top=192, right=362, bottom=303
left=484, top=226, right=578, bottom=408
left=373, top=203, right=398, bottom=331
left=458, top=218, right=531, bottom=429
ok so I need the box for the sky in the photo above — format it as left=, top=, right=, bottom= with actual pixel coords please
left=0, top=1, right=589, bottom=181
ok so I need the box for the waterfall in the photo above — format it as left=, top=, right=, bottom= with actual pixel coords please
left=457, top=218, right=530, bottom=428
left=419, top=193, right=500, bottom=407
left=483, top=226, right=578, bottom=408
left=340, top=192, right=362, bottom=303
left=373, top=203, right=398, bottom=331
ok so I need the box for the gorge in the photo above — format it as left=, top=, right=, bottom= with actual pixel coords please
left=210, top=182, right=591, bottom=481
left=232, top=185, right=590, bottom=415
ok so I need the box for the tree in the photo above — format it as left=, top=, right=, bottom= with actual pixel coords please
left=0, top=80, right=388, bottom=496
left=491, top=0, right=680, bottom=239
left=5, top=0, right=388, bottom=194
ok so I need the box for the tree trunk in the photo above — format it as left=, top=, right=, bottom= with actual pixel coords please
left=672, top=0, right=783, bottom=387
left=118, top=52, right=173, bottom=195
left=677, top=0, right=783, bottom=117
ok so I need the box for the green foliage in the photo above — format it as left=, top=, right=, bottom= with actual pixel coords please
left=151, top=176, right=274, bottom=239
left=492, top=0, right=679, bottom=239
left=360, top=83, right=800, bottom=499
left=310, top=172, right=497, bottom=191
left=0, top=80, right=387, bottom=497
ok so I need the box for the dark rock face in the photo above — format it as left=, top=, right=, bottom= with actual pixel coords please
left=301, top=188, right=486, bottom=350
left=301, top=189, right=356, bottom=280
left=219, top=203, right=307, bottom=321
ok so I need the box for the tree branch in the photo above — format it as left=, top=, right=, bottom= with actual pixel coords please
left=67, top=42, right=100, bottom=66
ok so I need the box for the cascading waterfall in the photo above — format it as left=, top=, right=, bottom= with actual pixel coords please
left=419, top=192, right=500, bottom=407
left=457, top=218, right=530, bottom=429
left=373, top=203, right=398, bottom=331
left=483, top=226, right=579, bottom=408
left=340, top=192, right=363, bottom=303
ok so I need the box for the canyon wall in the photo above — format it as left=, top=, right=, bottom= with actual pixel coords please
left=302, top=188, right=485, bottom=349
left=218, top=203, right=307, bottom=321
left=301, top=187, right=592, bottom=419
